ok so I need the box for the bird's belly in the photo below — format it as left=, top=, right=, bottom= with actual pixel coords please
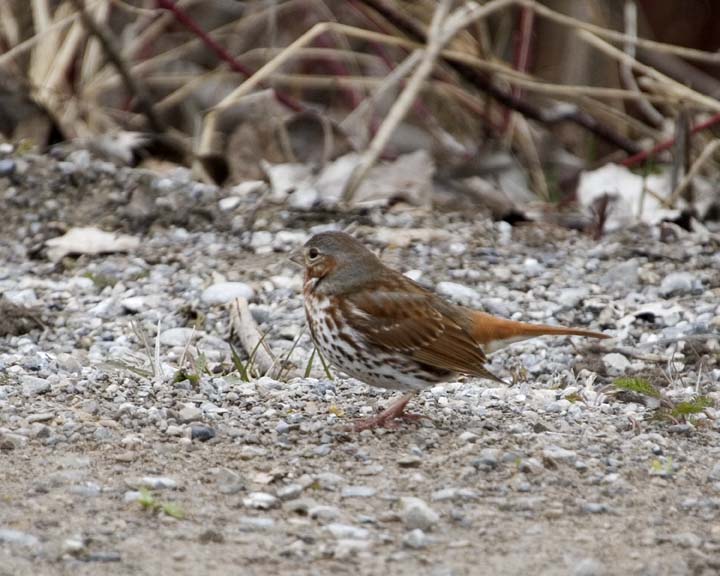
left=305, top=295, right=452, bottom=392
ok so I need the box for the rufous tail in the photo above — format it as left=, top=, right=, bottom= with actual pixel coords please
left=469, top=311, right=609, bottom=353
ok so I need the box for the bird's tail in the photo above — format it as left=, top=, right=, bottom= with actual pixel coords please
left=468, top=311, right=610, bottom=354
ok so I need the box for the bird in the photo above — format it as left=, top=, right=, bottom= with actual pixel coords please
left=290, top=231, right=609, bottom=431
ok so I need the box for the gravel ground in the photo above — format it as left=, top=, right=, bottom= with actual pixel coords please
left=1, top=150, right=720, bottom=576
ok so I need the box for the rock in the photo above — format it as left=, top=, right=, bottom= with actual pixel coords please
left=190, top=425, right=215, bottom=442
left=0, top=432, right=28, bottom=450
left=542, top=445, right=577, bottom=464
left=671, top=532, right=702, bottom=549
left=458, top=431, right=478, bottom=444
left=178, top=404, right=202, bottom=423
left=397, top=455, right=423, bottom=468
left=237, top=517, right=275, bottom=531
left=473, top=448, right=499, bottom=470
left=580, top=502, right=609, bottom=514
left=600, top=259, right=639, bottom=289
left=138, top=477, right=177, bottom=490
left=315, top=472, right=344, bottom=489
left=308, top=505, right=341, bottom=522
left=659, top=272, right=698, bottom=298
left=519, top=458, right=544, bottom=474
left=165, top=425, right=185, bottom=437
left=201, top=282, right=255, bottom=305
left=325, top=523, right=370, bottom=540
left=399, top=497, right=439, bottom=531
left=602, top=353, right=630, bottom=375
left=243, top=492, right=279, bottom=510
left=159, top=327, right=198, bottom=347
left=22, top=376, right=51, bottom=396
left=0, top=528, right=40, bottom=547
left=332, top=539, right=372, bottom=559
left=120, top=296, right=148, bottom=313
left=436, top=282, right=478, bottom=304
left=341, top=486, right=377, bottom=498
left=219, top=196, right=242, bottom=211
left=572, top=558, right=606, bottom=576
left=0, top=158, right=16, bottom=176
left=707, top=462, right=720, bottom=482
left=403, top=528, right=429, bottom=549
left=277, top=484, right=303, bottom=501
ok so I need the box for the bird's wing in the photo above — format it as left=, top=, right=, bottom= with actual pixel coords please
left=342, top=287, right=502, bottom=382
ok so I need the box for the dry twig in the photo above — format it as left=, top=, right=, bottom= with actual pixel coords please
left=229, top=297, right=278, bottom=378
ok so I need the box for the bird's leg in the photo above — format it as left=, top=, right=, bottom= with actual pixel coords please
left=352, top=393, right=424, bottom=431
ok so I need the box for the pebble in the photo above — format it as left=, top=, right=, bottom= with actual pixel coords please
left=572, top=558, right=606, bottom=576
left=542, top=445, right=577, bottom=464
left=22, top=376, right=51, bottom=396
left=659, top=272, right=697, bottom=297
left=237, top=517, right=275, bottom=531
left=671, top=532, right=702, bottom=549
left=159, top=328, right=198, bottom=347
left=190, top=425, right=215, bottom=442
left=399, top=497, right=440, bottom=531
left=341, top=486, right=377, bottom=498
left=309, top=505, right=341, bottom=522
left=436, top=282, right=478, bottom=304
left=0, top=528, right=39, bottom=547
left=201, top=282, right=255, bottom=304
left=708, top=462, right=720, bottom=482
left=332, top=539, right=372, bottom=559
left=178, top=404, right=202, bottom=423
left=325, top=523, right=370, bottom=540
left=137, top=477, right=177, bottom=490
left=602, top=353, right=630, bottom=375
left=277, top=484, right=303, bottom=501
left=0, top=158, right=16, bottom=176
left=403, top=528, right=429, bottom=549
left=243, top=492, right=279, bottom=510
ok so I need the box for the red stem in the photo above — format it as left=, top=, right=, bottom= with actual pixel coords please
left=621, top=112, right=720, bottom=167
left=154, top=0, right=303, bottom=112
left=503, top=4, right=535, bottom=131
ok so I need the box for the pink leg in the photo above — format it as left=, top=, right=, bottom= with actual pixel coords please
left=352, top=393, right=425, bottom=431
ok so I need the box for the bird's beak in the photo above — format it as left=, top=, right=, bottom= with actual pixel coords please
left=289, top=248, right=304, bottom=266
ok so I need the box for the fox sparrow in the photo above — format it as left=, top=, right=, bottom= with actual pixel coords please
left=291, top=231, right=609, bottom=431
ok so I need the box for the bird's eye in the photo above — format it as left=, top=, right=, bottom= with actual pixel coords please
left=308, top=247, right=320, bottom=259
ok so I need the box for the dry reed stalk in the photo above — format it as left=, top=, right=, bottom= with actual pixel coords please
left=667, top=139, right=720, bottom=208
left=229, top=297, right=278, bottom=379
left=341, top=0, right=455, bottom=202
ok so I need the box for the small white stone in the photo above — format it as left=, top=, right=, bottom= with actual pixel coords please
left=120, top=296, right=147, bottom=313
left=325, top=523, right=370, bottom=540
left=403, top=528, right=429, bottom=549
left=243, top=492, right=279, bottom=510
left=219, top=196, right=242, bottom=211
left=341, top=486, right=376, bottom=498
left=399, top=497, right=439, bottom=531
left=602, top=353, right=630, bottom=375
left=139, top=477, right=177, bottom=490
left=333, top=539, right=372, bottom=559
left=201, top=282, right=254, bottom=305
left=436, top=282, right=478, bottom=304
left=178, top=404, right=202, bottom=423
left=231, top=180, right=267, bottom=196
left=159, top=327, right=197, bottom=347
left=0, top=528, right=39, bottom=547
left=659, top=272, right=697, bottom=298
left=542, top=445, right=577, bottom=464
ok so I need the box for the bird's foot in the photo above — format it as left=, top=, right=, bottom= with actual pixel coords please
left=350, top=393, right=425, bottom=431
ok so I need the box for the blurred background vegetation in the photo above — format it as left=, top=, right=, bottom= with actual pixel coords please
left=1, top=0, right=719, bottom=231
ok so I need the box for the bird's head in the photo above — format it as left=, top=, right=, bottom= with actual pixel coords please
left=289, top=231, right=382, bottom=294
